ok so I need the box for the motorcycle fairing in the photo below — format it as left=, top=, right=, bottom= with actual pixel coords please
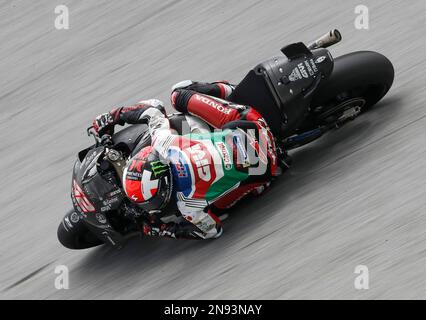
left=71, top=147, right=126, bottom=247
left=230, top=45, right=334, bottom=137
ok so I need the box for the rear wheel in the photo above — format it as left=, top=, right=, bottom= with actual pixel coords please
left=301, top=51, right=394, bottom=130
left=57, top=209, right=104, bottom=249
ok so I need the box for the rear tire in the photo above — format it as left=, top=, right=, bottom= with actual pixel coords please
left=57, top=210, right=104, bottom=249
left=293, top=51, right=394, bottom=133
left=311, top=51, right=394, bottom=111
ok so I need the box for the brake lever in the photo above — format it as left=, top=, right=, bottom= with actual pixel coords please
left=87, top=126, right=114, bottom=147
left=87, top=126, right=102, bottom=146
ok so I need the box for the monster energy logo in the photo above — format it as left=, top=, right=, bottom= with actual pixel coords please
left=151, top=161, right=169, bottom=176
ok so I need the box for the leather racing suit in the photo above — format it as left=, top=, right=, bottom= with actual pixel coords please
left=93, top=81, right=280, bottom=240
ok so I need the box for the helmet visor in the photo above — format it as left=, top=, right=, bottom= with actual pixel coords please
left=139, top=171, right=173, bottom=213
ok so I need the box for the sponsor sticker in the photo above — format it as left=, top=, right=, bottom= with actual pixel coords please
left=64, top=217, right=73, bottom=229
left=107, top=189, right=122, bottom=197
left=315, top=56, right=326, bottom=64
left=215, top=142, right=232, bottom=170
left=102, top=197, right=119, bottom=206
left=96, top=213, right=107, bottom=224
left=288, top=67, right=302, bottom=81
left=186, top=143, right=212, bottom=182
left=310, top=59, right=319, bottom=72
left=304, top=60, right=314, bottom=76
left=70, top=212, right=80, bottom=223
left=297, top=63, right=309, bottom=78
left=175, top=162, right=188, bottom=177
left=151, top=161, right=169, bottom=177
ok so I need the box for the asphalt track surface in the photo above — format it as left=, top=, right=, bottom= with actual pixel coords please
left=0, top=0, right=425, bottom=299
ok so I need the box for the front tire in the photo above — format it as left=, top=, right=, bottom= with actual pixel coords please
left=57, top=210, right=104, bottom=249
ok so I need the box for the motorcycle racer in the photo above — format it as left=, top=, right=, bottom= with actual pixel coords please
left=92, top=81, right=282, bottom=240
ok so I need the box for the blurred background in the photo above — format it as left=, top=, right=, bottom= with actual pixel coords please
left=0, top=0, right=425, bottom=299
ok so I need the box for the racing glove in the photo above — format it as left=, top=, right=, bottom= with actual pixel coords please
left=93, top=112, right=115, bottom=136
left=92, top=99, right=165, bottom=136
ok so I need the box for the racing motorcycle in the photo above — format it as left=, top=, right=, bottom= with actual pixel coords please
left=58, top=30, right=394, bottom=249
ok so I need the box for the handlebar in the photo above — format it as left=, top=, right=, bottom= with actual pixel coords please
left=87, top=126, right=113, bottom=147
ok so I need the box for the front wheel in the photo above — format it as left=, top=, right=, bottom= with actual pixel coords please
left=303, top=51, right=394, bottom=130
left=57, top=209, right=104, bottom=249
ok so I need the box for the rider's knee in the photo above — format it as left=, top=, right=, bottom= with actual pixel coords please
left=171, top=89, right=195, bottom=113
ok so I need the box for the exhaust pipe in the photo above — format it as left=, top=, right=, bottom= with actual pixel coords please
left=307, top=29, right=342, bottom=50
